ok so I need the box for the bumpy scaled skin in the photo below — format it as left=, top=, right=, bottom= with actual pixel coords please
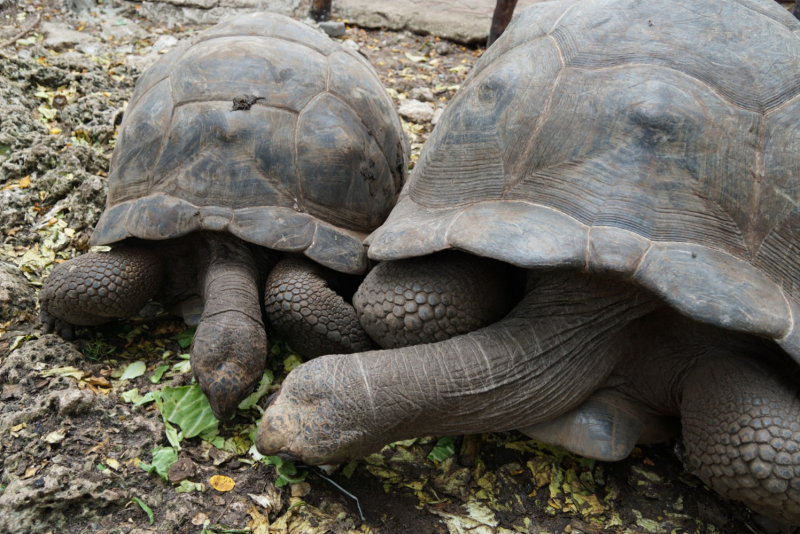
left=354, top=251, right=517, bottom=348
left=681, top=355, right=800, bottom=524
left=265, top=257, right=374, bottom=357
left=39, top=248, right=164, bottom=334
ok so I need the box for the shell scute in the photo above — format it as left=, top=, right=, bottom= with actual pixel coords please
left=106, top=79, right=173, bottom=206
left=127, top=39, right=191, bottom=113
left=192, top=12, right=338, bottom=56
left=448, top=202, right=586, bottom=269
left=328, top=51, right=406, bottom=189
left=150, top=103, right=297, bottom=210
left=230, top=207, right=315, bottom=252
left=633, top=243, right=792, bottom=339
left=169, top=37, right=327, bottom=112
left=587, top=226, right=650, bottom=275
left=297, top=93, right=395, bottom=234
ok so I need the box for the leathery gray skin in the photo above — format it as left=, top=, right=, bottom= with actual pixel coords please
left=257, top=260, right=800, bottom=525
left=257, top=0, right=800, bottom=525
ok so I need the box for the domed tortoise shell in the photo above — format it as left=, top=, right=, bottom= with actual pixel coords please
left=93, top=12, right=407, bottom=275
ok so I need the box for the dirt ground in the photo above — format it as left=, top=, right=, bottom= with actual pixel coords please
left=1, top=0, right=799, bottom=533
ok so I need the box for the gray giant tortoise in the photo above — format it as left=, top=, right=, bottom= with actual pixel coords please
left=256, top=0, right=800, bottom=525
left=39, top=12, right=406, bottom=420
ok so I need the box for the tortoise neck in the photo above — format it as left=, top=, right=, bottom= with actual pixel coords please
left=198, top=233, right=263, bottom=325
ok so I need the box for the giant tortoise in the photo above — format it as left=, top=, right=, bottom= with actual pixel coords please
left=256, top=0, right=800, bottom=525
left=38, top=12, right=406, bottom=420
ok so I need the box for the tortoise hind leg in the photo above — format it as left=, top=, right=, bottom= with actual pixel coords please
left=681, top=352, right=800, bottom=525
left=265, top=257, right=374, bottom=357
left=39, top=247, right=164, bottom=339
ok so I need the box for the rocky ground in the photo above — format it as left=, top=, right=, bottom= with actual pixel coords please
left=0, top=0, right=798, bottom=533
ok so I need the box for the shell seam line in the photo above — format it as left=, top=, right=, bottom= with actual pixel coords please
left=766, top=87, right=800, bottom=115
left=549, top=33, right=566, bottom=68
left=330, top=50, right=387, bottom=98
left=146, top=77, right=177, bottom=195
left=442, top=208, right=467, bottom=248
left=325, top=54, right=331, bottom=92
left=506, top=52, right=564, bottom=189
left=777, top=291, right=794, bottom=341
left=126, top=40, right=193, bottom=114
left=192, top=33, right=331, bottom=58
left=307, top=222, right=319, bottom=254
left=749, top=114, right=768, bottom=261
left=567, top=62, right=771, bottom=114
left=295, top=93, right=325, bottom=212
left=171, top=99, right=300, bottom=114
left=290, top=111, right=302, bottom=216
left=126, top=75, right=168, bottom=118
left=584, top=226, right=593, bottom=273
left=630, top=242, right=653, bottom=282
left=549, top=0, right=582, bottom=35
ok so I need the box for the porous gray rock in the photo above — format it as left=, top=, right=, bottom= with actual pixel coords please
left=398, top=99, right=435, bottom=124
left=0, top=263, right=36, bottom=324
left=41, top=22, right=97, bottom=51
left=100, top=17, right=150, bottom=41
left=409, top=86, right=434, bottom=102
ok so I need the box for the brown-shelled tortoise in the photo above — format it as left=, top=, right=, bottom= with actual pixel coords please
left=38, top=12, right=407, bottom=420
left=256, top=0, right=800, bottom=525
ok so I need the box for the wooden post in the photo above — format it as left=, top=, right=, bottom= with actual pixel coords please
left=488, top=0, right=519, bottom=47
left=309, top=0, right=332, bottom=22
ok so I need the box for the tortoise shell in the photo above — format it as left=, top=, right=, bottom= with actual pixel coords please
left=366, top=0, right=800, bottom=360
left=92, top=12, right=407, bottom=275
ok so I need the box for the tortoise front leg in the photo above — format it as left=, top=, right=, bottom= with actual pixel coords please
left=39, top=248, right=164, bottom=339
left=681, top=352, right=800, bottom=525
left=265, top=257, right=374, bottom=357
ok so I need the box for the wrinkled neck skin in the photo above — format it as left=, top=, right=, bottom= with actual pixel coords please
left=191, top=232, right=268, bottom=420
left=369, top=274, right=660, bottom=437
left=257, top=272, right=662, bottom=464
